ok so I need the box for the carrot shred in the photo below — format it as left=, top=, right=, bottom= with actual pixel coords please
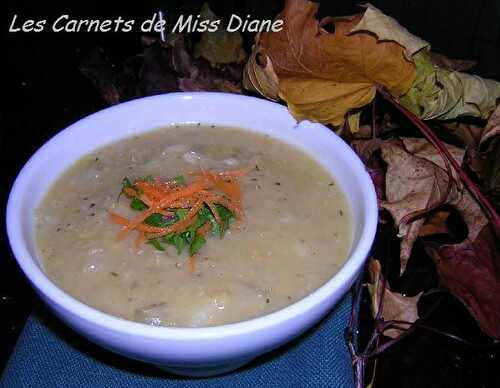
left=187, top=255, right=197, bottom=273
left=135, top=231, right=146, bottom=248
left=197, top=221, right=212, bottom=237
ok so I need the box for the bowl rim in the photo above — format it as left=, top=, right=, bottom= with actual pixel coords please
left=6, top=92, right=378, bottom=340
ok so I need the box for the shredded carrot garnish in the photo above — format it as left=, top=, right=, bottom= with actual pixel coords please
left=197, top=221, right=212, bottom=237
left=187, top=255, right=197, bottom=273
left=109, top=168, right=250, bottom=255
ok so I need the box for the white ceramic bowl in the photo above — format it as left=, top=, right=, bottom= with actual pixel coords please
left=7, top=92, right=377, bottom=376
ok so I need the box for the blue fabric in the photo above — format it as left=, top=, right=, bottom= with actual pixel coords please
left=1, top=292, right=355, bottom=388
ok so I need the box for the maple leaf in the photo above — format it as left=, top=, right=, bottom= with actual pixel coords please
left=244, top=0, right=416, bottom=127
left=368, top=259, right=422, bottom=339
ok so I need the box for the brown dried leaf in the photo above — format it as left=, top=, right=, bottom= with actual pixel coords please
left=419, top=210, right=450, bottom=237
left=480, top=104, right=500, bottom=147
left=243, top=45, right=279, bottom=100
left=429, top=52, right=477, bottom=72
left=368, top=259, right=422, bottom=338
left=245, top=0, right=416, bottom=126
left=380, top=138, right=487, bottom=273
left=440, top=122, right=484, bottom=147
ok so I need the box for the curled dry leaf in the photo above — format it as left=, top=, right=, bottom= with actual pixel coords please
left=480, top=104, right=500, bottom=147
left=483, top=140, right=500, bottom=208
left=81, top=30, right=244, bottom=104
left=425, top=225, right=500, bottom=339
left=429, top=51, right=477, bottom=72
left=244, top=0, right=416, bottom=127
left=380, top=138, right=488, bottom=273
left=193, top=3, right=247, bottom=67
left=418, top=210, right=451, bottom=237
left=350, top=3, right=429, bottom=59
left=440, top=122, right=484, bottom=147
left=243, top=43, right=279, bottom=100
left=352, top=139, right=385, bottom=204
left=368, top=259, right=422, bottom=339
left=401, top=51, right=500, bottom=121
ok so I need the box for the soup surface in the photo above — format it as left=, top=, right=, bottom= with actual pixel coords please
left=35, top=126, right=352, bottom=327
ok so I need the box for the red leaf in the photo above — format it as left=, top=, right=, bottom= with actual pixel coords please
left=425, top=225, right=500, bottom=339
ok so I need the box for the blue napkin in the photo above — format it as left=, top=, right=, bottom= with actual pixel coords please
left=1, top=292, right=355, bottom=388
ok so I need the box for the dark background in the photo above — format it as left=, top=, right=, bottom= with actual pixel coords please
left=2, top=0, right=500, bottom=386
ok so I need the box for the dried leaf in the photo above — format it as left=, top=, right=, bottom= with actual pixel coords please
left=194, top=3, right=246, bottom=67
left=244, top=0, right=416, bottom=126
left=138, top=44, right=179, bottom=96
left=440, top=122, right=483, bottom=147
left=480, top=104, right=500, bottom=147
left=401, top=51, right=500, bottom=120
left=429, top=51, right=476, bottom=72
left=350, top=3, right=429, bottom=58
left=368, top=259, right=422, bottom=338
left=352, top=139, right=385, bottom=204
left=483, top=140, right=500, bottom=208
left=380, top=138, right=487, bottom=273
left=243, top=45, right=279, bottom=100
left=80, top=47, right=138, bottom=105
left=425, top=225, right=500, bottom=339
left=419, top=210, right=450, bottom=237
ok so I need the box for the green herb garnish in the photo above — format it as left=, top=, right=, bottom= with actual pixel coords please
left=148, top=238, right=165, bottom=251
left=122, top=177, right=133, bottom=188
left=175, top=175, right=187, bottom=186
left=189, top=234, right=207, bottom=256
left=130, top=198, right=147, bottom=211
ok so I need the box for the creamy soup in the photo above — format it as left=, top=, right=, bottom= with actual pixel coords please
left=35, top=126, right=352, bottom=327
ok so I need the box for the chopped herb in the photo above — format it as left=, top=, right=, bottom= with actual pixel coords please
left=148, top=238, right=165, bottom=251
left=175, top=208, right=188, bottom=220
left=189, top=234, right=206, bottom=256
left=163, top=233, right=175, bottom=244
left=145, top=213, right=176, bottom=227
left=130, top=198, right=147, bottom=211
left=175, top=175, right=187, bottom=186
left=122, top=177, right=133, bottom=188
left=216, top=204, right=234, bottom=237
left=142, top=175, right=154, bottom=182
left=173, top=233, right=186, bottom=255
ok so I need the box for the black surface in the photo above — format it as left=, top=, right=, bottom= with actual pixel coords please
left=2, top=1, right=500, bottom=386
